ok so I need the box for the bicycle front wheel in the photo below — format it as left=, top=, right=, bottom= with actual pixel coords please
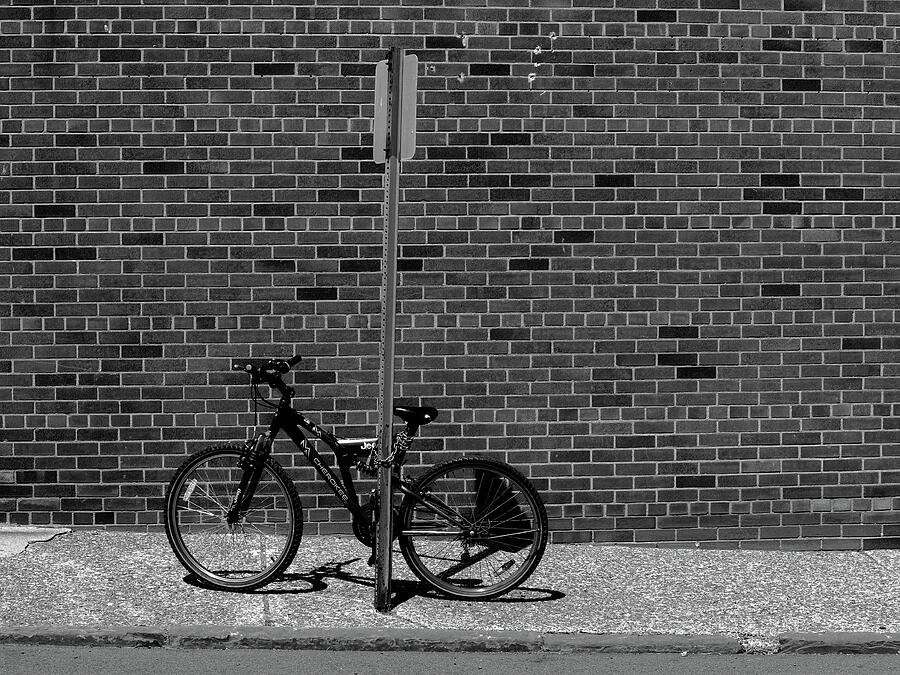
left=164, top=445, right=303, bottom=591
left=398, top=456, right=548, bottom=600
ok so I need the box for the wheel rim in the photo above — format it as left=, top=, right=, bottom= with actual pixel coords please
left=168, top=451, right=296, bottom=588
left=400, top=463, right=544, bottom=598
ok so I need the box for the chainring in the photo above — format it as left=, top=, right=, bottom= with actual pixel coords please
left=352, top=501, right=376, bottom=548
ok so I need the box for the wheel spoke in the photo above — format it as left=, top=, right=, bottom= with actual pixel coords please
left=165, top=448, right=301, bottom=591
left=191, top=482, right=228, bottom=514
left=398, top=459, right=547, bottom=599
left=181, top=505, right=219, bottom=519
left=401, top=529, right=465, bottom=537
left=479, top=527, right=540, bottom=541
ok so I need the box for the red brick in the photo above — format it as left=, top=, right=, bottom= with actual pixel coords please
left=0, top=3, right=896, bottom=550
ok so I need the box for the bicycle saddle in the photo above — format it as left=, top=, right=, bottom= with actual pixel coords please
left=393, top=406, right=439, bottom=426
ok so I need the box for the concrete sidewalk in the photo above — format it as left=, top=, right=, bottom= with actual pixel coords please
left=1, top=527, right=899, bottom=654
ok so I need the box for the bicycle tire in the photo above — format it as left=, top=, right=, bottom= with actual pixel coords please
left=397, top=456, right=548, bottom=600
left=164, top=445, right=303, bottom=591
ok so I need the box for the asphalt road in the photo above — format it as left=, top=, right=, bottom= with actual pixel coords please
left=2, top=646, right=899, bottom=675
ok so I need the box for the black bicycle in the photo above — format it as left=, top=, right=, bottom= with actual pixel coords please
left=163, top=355, right=548, bottom=600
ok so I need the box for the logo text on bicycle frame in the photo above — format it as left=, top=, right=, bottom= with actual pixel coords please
left=310, top=452, right=350, bottom=505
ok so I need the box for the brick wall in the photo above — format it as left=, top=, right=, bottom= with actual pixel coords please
left=1, top=0, right=898, bottom=549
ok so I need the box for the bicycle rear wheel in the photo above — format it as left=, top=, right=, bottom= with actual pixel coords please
left=398, top=456, right=548, bottom=600
left=164, top=445, right=303, bottom=591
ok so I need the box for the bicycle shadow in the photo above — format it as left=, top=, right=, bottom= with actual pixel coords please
left=183, top=556, right=565, bottom=610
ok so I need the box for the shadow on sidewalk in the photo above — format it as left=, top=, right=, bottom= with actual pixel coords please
left=181, top=557, right=565, bottom=610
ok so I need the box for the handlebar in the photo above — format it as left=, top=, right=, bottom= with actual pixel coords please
left=232, top=355, right=302, bottom=396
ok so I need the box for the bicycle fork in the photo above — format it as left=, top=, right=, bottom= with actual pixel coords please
left=226, top=433, right=269, bottom=525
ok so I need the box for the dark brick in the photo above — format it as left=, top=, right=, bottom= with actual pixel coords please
left=659, top=326, right=699, bottom=339
left=470, top=63, right=510, bottom=76
left=34, top=205, right=76, bottom=218
left=143, top=161, right=184, bottom=174
left=595, top=175, right=635, bottom=188
left=123, top=233, right=164, bottom=246
left=637, top=10, right=677, bottom=22
left=700, top=52, right=738, bottom=64
left=340, top=259, right=379, bottom=273
left=846, top=41, right=883, bottom=53
left=556, top=65, right=595, bottom=78
left=489, top=328, right=531, bottom=341
left=253, top=203, right=295, bottom=216
left=99, top=50, right=142, bottom=62
left=254, top=62, right=295, bottom=76
left=677, top=366, right=718, bottom=379
left=763, top=202, right=803, bottom=215
left=554, top=231, right=594, bottom=244
left=33, top=6, right=76, bottom=20
left=402, top=246, right=443, bottom=258
left=449, top=133, right=490, bottom=146
left=17, top=471, right=58, bottom=484
left=425, top=35, right=465, bottom=49
left=825, top=188, right=864, bottom=200
left=13, top=247, right=53, bottom=260
left=0, top=486, right=34, bottom=498
left=592, top=395, right=633, bottom=408
left=55, top=247, right=96, bottom=260
left=55, top=134, right=96, bottom=147
left=764, top=40, right=802, bottom=52
left=761, top=174, right=800, bottom=187
left=122, top=345, right=162, bottom=358
left=762, top=284, right=801, bottom=297
left=616, top=436, right=655, bottom=449
left=490, top=188, right=530, bottom=201
left=490, top=133, right=532, bottom=146
left=841, top=338, right=881, bottom=350
left=676, top=475, right=716, bottom=488
left=782, top=79, right=821, bottom=91
left=317, top=190, right=360, bottom=202
left=509, top=258, right=549, bottom=271
left=187, top=247, right=227, bottom=259
left=784, top=0, right=822, bottom=9
left=510, top=174, right=551, bottom=188
left=296, top=287, right=337, bottom=300
left=254, top=260, right=294, bottom=273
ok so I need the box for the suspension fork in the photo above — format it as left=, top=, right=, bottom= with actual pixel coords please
left=226, top=432, right=269, bottom=525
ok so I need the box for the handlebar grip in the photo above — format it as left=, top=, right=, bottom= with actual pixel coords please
left=232, top=356, right=300, bottom=377
left=270, top=355, right=301, bottom=374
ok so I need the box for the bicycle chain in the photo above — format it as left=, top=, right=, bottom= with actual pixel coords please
left=362, top=428, right=412, bottom=473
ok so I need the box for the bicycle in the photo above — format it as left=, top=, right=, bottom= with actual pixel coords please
left=163, top=355, right=548, bottom=600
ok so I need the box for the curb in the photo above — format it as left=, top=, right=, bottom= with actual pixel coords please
left=0, top=626, right=742, bottom=653
left=2, top=626, right=899, bottom=654
left=779, top=632, right=900, bottom=654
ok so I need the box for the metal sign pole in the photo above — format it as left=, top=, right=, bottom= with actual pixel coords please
left=374, top=46, right=405, bottom=613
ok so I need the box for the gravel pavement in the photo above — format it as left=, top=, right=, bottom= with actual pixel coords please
left=1, top=530, right=899, bottom=654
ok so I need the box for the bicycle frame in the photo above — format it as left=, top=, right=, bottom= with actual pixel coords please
left=262, top=398, right=368, bottom=523
left=228, top=396, right=470, bottom=536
